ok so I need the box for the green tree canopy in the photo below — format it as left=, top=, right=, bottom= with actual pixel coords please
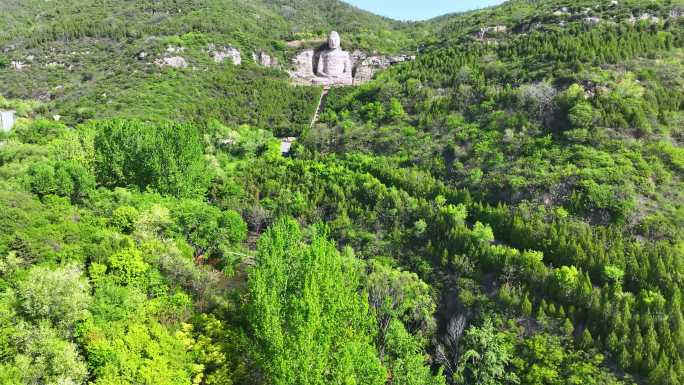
left=92, top=119, right=211, bottom=197
left=455, top=317, right=518, bottom=385
left=246, top=218, right=386, bottom=385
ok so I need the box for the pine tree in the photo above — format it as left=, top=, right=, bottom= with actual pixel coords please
left=618, top=346, right=633, bottom=371
left=520, top=294, right=533, bottom=317
left=536, top=301, right=547, bottom=323
left=578, top=329, right=594, bottom=351
left=547, top=303, right=557, bottom=317
left=562, top=318, right=574, bottom=337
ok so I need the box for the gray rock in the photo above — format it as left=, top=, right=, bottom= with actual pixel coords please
left=212, top=46, right=241, bottom=65
left=166, top=46, right=184, bottom=53
left=475, top=25, right=508, bottom=39
left=353, top=54, right=413, bottom=85
left=638, top=13, right=661, bottom=23
left=351, top=50, right=367, bottom=65
left=583, top=17, right=601, bottom=25
left=253, top=51, right=277, bottom=68
left=155, top=56, right=188, bottom=68
left=10, top=61, right=25, bottom=70
left=353, top=63, right=376, bottom=84
left=291, top=49, right=315, bottom=79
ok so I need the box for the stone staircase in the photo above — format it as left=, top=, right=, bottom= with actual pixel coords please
left=310, top=86, right=330, bottom=129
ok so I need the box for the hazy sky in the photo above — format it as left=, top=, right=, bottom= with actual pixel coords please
left=345, top=0, right=507, bottom=21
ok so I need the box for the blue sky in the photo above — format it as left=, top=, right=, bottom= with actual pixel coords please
left=345, top=0, right=506, bottom=21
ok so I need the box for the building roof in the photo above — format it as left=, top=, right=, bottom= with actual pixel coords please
left=279, top=137, right=297, bottom=155
left=280, top=141, right=293, bottom=154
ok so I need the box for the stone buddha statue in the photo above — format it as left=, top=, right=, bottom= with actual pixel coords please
left=314, top=31, right=353, bottom=85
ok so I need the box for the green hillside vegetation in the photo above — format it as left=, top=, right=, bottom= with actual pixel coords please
left=1, top=0, right=683, bottom=384
left=310, top=0, right=684, bottom=382
left=0, top=0, right=415, bottom=132
left=0, top=0, right=411, bottom=50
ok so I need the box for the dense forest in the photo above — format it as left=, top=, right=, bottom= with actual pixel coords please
left=1, top=0, right=683, bottom=384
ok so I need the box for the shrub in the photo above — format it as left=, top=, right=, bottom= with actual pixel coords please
left=27, top=160, right=96, bottom=203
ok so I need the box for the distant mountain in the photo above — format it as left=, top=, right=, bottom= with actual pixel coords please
left=0, top=0, right=410, bottom=51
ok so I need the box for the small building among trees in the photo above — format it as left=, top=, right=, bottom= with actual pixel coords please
left=0, top=110, right=15, bottom=132
left=280, top=137, right=297, bottom=156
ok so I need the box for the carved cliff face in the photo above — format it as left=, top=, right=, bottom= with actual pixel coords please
left=315, top=31, right=352, bottom=84
left=328, top=31, right=341, bottom=50
left=289, top=30, right=415, bottom=87
left=292, top=50, right=315, bottom=78
left=319, top=50, right=349, bottom=77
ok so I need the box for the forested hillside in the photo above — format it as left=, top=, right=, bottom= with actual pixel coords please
left=0, top=0, right=415, bottom=133
left=1, top=0, right=683, bottom=385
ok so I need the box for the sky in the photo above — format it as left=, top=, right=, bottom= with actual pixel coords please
left=344, top=0, right=507, bottom=21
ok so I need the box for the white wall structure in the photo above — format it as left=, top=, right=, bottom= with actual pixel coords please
left=280, top=137, right=297, bottom=156
left=0, top=110, right=16, bottom=132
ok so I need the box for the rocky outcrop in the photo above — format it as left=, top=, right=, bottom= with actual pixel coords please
left=640, top=13, right=661, bottom=23
left=253, top=51, right=278, bottom=68
left=10, top=61, right=26, bottom=70
left=583, top=17, right=601, bottom=25
left=475, top=25, right=508, bottom=39
left=353, top=60, right=376, bottom=85
left=166, top=46, right=184, bottom=54
left=352, top=54, right=414, bottom=85
left=627, top=13, right=662, bottom=24
left=291, top=49, right=315, bottom=79
left=155, top=56, right=188, bottom=69
left=553, top=7, right=570, bottom=16
left=639, top=13, right=660, bottom=23
left=210, top=45, right=241, bottom=65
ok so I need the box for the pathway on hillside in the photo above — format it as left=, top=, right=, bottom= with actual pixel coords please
left=310, top=86, right=330, bottom=129
left=281, top=86, right=330, bottom=156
